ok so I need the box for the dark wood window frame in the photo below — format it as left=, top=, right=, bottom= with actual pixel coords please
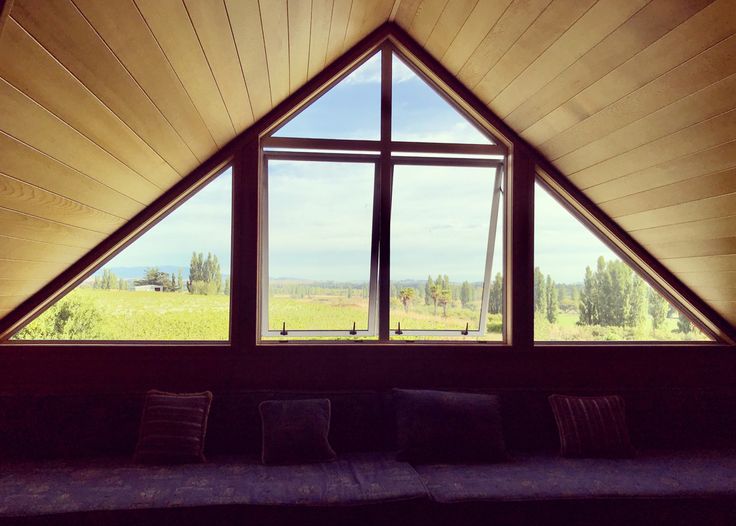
left=258, top=44, right=508, bottom=343
left=0, top=23, right=733, bottom=348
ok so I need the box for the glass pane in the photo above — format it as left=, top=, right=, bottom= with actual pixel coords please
left=13, top=170, right=233, bottom=341
left=534, top=181, right=711, bottom=342
left=392, top=53, right=492, bottom=144
left=390, top=164, right=503, bottom=340
left=266, top=160, right=375, bottom=333
left=273, top=53, right=381, bottom=140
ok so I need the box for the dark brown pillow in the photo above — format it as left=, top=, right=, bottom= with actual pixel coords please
left=393, top=389, right=507, bottom=463
left=549, top=394, right=634, bottom=458
left=134, top=389, right=213, bottom=464
left=259, top=398, right=337, bottom=465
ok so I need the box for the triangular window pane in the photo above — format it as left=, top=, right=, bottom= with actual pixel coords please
left=534, top=181, right=711, bottom=342
left=13, top=169, right=233, bottom=341
left=391, top=53, right=492, bottom=144
left=273, top=53, right=381, bottom=140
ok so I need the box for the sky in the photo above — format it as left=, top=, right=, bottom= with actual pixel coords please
left=103, top=169, right=233, bottom=274
left=100, top=49, right=617, bottom=285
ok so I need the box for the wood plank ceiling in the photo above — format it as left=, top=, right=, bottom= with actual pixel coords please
left=0, top=0, right=735, bottom=329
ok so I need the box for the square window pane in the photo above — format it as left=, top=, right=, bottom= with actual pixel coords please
left=264, top=159, right=376, bottom=335
left=390, top=164, right=503, bottom=341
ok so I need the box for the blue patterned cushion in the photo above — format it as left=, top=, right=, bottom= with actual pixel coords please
left=393, top=389, right=506, bottom=463
left=0, top=453, right=428, bottom=517
left=415, top=450, right=736, bottom=503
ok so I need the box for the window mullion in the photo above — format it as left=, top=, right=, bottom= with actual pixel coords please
left=378, top=45, right=393, bottom=342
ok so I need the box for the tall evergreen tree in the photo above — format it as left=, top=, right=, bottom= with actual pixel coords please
left=533, top=267, right=546, bottom=313
left=460, top=281, right=471, bottom=307
left=545, top=275, right=558, bottom=323
left=648, top=288, right=668, bottom=332
left=488, top=273, right=503, bottom=314
left=425, top=275, right=433, bottom=305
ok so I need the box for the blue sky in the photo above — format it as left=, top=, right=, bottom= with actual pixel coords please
left=103, top=50, right=616, bottom=285
left=104, top=169, right=233, bottom=274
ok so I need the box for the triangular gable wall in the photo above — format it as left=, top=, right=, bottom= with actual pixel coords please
left=0, top=23, right=732, bottom=344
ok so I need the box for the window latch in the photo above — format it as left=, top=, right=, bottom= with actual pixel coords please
left=280, top=322, right=288, bottom=336
left=349, top=322, right=357, bottom=335
left=395, top=322, right=403, bottom=335
left=461, top=322, right=469, bottom=335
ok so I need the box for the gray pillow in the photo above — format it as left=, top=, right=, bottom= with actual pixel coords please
left=259, top=398, right=337, bottom=465
left=393, top=389, right=507, bottom=463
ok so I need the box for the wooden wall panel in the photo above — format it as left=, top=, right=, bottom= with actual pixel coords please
left=0, top=0, right=735, bottom=335
left=71, top=0, right=216, bottom=164
left=11, top=0, right=202, bottom=176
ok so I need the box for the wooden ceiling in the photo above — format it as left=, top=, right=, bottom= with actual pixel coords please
left=0, top=0, right=734, bottom=330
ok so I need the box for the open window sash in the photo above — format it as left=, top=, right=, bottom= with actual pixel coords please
left=390, top=163, right=503, bottom=339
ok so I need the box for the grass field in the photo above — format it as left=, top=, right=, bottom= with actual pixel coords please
left=15, top=289, right=707, bottom=342
left=267, top=295, right=503, bottom=341
left=534, top=312, right=709, bottom=342
left=14, top=288, right=230, bottom=341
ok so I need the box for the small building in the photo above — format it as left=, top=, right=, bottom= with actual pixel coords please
left=134, top=284, right=163, bottom=292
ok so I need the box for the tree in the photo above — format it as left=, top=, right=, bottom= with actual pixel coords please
left=177, top=269, right=184, bottom=292
left=579, top=266, right=596, bottom=325
left=488, top=273, right=503, bottom=314
left=429, top=283, right=442, bottom=315
left=545, top=275, right=558, bottom=323
left=533, top=267, right=546, bottom=314
left=399, top=288, right=415, bottom=312
left=437, top=288, right=450, bottom=317
left=135, top=267, right=173, bottom=291
left=677, top=311, right=693, bottom=334
left=223, top=277, right=231, bottom=296
left=626, top=274, right=647, bottom=329
left=188, top=252, right=222, bottom=295
left=460, top=281, right=471, bottom=307
left=424, top=275, right=434, bottom=305
left=648, top=288, right=668, bottom=332
left=14, top=297, right=101, bottom=340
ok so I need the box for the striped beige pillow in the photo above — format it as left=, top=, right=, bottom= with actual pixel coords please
left=134, top=390, right=213, bottom=464
left=548, top=394, right=634, bottom=458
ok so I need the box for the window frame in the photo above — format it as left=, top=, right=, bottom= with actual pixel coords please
left=533, top=172, right=721, bottom=344
left=258, top=44, right=509, bottom=343
left=5, top=162, right=237, bottom=344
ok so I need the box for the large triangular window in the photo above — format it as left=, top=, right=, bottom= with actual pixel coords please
left=12, top=169, right=233, bottom=341
left=261, top=46, right=506, bottom=342
left=534, top=179, right=712, bottom=342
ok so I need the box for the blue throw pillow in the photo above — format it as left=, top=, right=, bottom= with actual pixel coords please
left=393, top=389, right=507, bottom=463
left=259, top=398, right=337, bottom=465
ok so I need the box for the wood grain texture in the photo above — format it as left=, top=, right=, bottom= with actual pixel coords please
left=135, top=0, right=236, bottom=147
left=505, top=0, right=715, bottom=133
left=0, top=1, right=735, bottom=335
left=69, top=0, right=216, bottom=165
left=184, top=0, right=254, bottom=131
left=11, top=0, right=204, bottom=175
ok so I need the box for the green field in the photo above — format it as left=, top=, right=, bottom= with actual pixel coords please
left=267, top=295, right=503, bottom=341
left=14, top=288, right=707, bottom=342
left=14, top=288, right=230, bottom=341
left=534, top=312, right=709, bottom=342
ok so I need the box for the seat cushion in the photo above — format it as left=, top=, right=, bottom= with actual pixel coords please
left=415, top=449, right=736, bottom=503
left=0, top=453, right=428, bottom=518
